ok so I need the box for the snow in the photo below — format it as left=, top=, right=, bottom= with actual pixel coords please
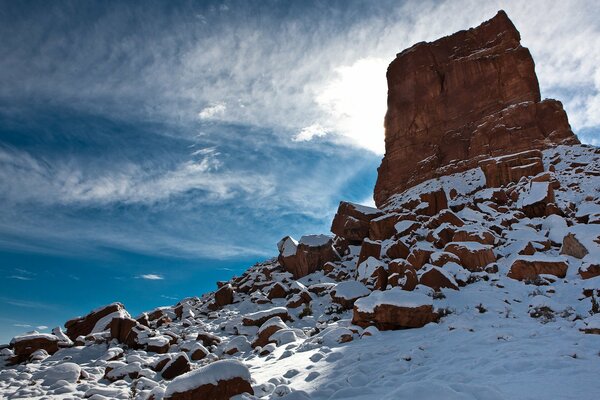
left=32, top=362, right=81, bottom=386
left=164, top=360, right=251, bottom=395
left=348, top=202, right=381, bottom=215
left=354, top=288, right=432, bottom=313
left=10, top=333, right=57, bottom=345
left=244, top=307, right=288, bottom=322
left=521, top=182, right=550, bottom=207
left=91, top=309, right=130, bottom=334
left=278, top=236, right=298, bottom=257
left=299, top=235, right=332, bottom=247
left=331, top=281, right=370, bottom=300
left=356, top=257, right=386, bottom=282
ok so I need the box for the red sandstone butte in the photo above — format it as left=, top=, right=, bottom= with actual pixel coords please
left=374, top=10, right=579, bottom=207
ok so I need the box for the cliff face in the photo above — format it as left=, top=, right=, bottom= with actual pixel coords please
left=374, top=10, right=579, bottom=208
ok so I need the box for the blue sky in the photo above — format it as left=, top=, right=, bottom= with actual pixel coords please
left=1, top=0, right=599, bottom=343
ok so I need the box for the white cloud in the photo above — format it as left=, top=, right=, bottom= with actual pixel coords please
left=198, top=102, right=226, bottom=120
left=294, top=124, right=328, bottom=142
left=139, top=274, right=164, bottom=280
left=9, top=275, right=33, bottom=281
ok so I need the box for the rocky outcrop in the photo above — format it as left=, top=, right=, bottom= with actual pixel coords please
left=65, top=302, right=126, bottom=340
left=9, top=334, right=60, bottom=364
left=214, top=284, right=234, bottom=307
left=353, top=289, right=438, bottom=330
left=480, top=150, right=545, bottom=188
left=278, top=235, right=339, bottom=278
left=331, top=201, right=383, bottom=242
left=374, top=10, right=578, bottom=207
left=507, top=257, right=568, bottom=281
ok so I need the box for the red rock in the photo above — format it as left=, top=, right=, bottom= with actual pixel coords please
left=426, top=225, right=456, bottom=249
left=560, top=233, right=589, bottom=259
left=190, top=345, right=209, bottom=361
left=252, top=317, right=287, bottom=348
left=330, top=201, right=383, bottom=242
left=419, top=265, right=459, bottom=291
left=369, top=213, right=401, bottom=241
left=452, top=228, right=496, bottom=245
left=196, top=331, right=221, bottom=347
left=9, top=334, right=59, bottom=364
left=162, top=353, right=191, bottom=380
left=388, top=259, right=418, bottom=290
left=242, top=307, right=290, bottom=327
left=426, top=209, right=465, bottom=229
left=288, top=235, right=340, bottom=279
left=108, top=317, right=138, bottom=344
left=407, top=245, right=435, bottom=269
left=480, top=150, right=545, bottom=188
left=65, top=302, right=125, bottom=340
left=507, top=257, right=568, bottom=281
left=266, top=282, right=289, bottom=300
left=374, top=11, right=578, bottom=207
left=357, top=257, right=388, bottom=290
left=384, top=239, right=410, bottom=260
left=358, top=239, right=382, bottom=265
left=163, top=360, right=253, bottom=400
left=330, top=281, right=371, bottom=309
left=214, top=284, right=234, bottom=307
left=444, top=242, right=495, bottom=272
left=352, top=290, right=438, bottom=330
left=579, top=263, right=600, bottom=280
left=522, top=182, right=555, bottom=218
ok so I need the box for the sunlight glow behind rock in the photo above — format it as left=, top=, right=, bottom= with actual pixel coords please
left=315, top=57, right=388, bottom=154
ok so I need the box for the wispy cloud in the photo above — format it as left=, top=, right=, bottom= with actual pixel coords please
left=139, top=274, right=164, bottom=280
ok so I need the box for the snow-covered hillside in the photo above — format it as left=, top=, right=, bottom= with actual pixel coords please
left=1, top=145, right=599, bottom=400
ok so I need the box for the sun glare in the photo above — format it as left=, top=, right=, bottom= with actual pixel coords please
left=316, top=57, right=388, bottom=154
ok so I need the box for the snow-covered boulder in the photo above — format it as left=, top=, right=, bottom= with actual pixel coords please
left=418, top=265, right=459, bottom=291
left=162, top=353, right=191, bottom=380
left=352, top=288, right=438, bottom=330
left=9, top=333, right=59, bottom=364
left=242, top=307, right=290, bottom=326
left=33, top=362, right=81, bottom=386
left=444, top=242, right=495, bottom=271
left=507, top=255, right=568, bottom=281
left=214, top=283, right=234, bottom=307
left=330, top=280, right=371, bottom=309
left=64, top=302, right=129, bottom=340
left=330, top=201, right=383, bottom=242
left=163, top=360, right=253, bottom=400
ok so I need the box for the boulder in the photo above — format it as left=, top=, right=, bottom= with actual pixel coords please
left=196, top=332, right=221, bottom=347
left=579, top=263, right=600, bottom=280
left=189, top=343, right=209, bottom=361
left=277, top=236, right=300, bottom=277
left=284, top=235, right=340, bottom=279
left=252, top=317, right=287, bottom=348
left=480, top=150, right=545, bottom=188
left=108, top=317, right=139, bottom=344
left=330, top=201, right=383, bottom=242
left=356, top=257, right=388, bottom=290
left=560, top=233, right=589, bottom=259
left=521, top=182, right=555, bottom=218
left=9, top=333, right=59, bottom=364
left=507, top=256, right=569, bottom=281
left=162, top=353, right=192, bottom=380
left=214, top=284, right=234, bottom=307
left=452, top=228, right=496, bottom=245
left=266, top=282, right=289, bottom=300
left=330, top=281, right=371, bottom=309
left=163, top=360, right=253, bottom=400
left=374, top=10, right=577, bottom=207
left=65, top=302, right=128, bottom=340
left=384, top=239, right=411, bottom=260
left=419, top=265, right=459, bottom=291
left=444, top=242, right=495, bottom=271
left=426, top=209, right=465, bottom=229
left=352, top=289, right=438, bottom=330
left=369, top=213, right=401, bottom=241
left=357, top=238, right=382, bottom=265
left=388, top=259, right=418, bottom=291
left=242, top=307, right=290, bottom=327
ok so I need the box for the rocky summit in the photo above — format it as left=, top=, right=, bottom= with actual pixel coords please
left=1, top=11, right=599, bottom=400
left=374, top=10, right=579, bottom=208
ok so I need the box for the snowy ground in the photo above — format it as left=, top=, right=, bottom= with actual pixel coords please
left=1, top=145, right=599, bottom=399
